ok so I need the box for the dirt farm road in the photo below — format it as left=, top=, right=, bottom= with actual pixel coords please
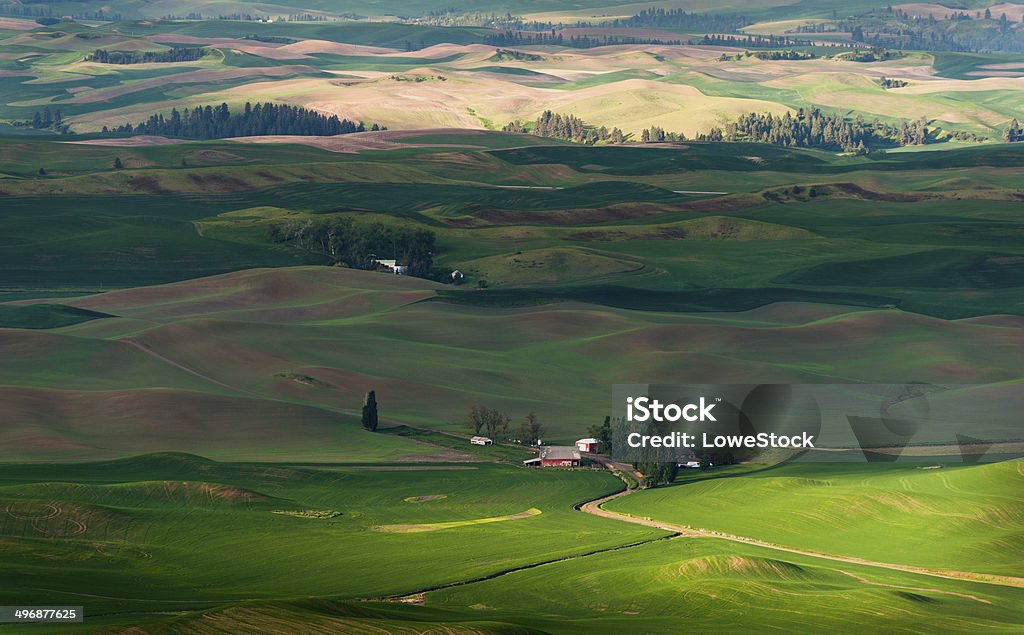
left=579, top=488, right=1024, bottom=591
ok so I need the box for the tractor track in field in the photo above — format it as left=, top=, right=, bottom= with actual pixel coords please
left=122, top=338, right=239, bottom=393
left=374, top=493, right=680, bottom=604
left=579, top=488, right=1024, bottom=590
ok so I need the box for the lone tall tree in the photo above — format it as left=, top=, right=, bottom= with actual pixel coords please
left=520, top=412, right=544, bottom=445
left=362, top=390, right=378, bottom=432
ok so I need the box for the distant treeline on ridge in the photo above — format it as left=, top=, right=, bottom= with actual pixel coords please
left=406, top=7, right=750, bottom=33
left=483, top=31, right=685, bottom=48
left=104, top=102, right=374, bottom=139
left=87, top=47, right=208, bottom=64
left=505, top=108, right=991, bottom=152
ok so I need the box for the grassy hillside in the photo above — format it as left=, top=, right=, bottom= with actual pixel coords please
left=1, top=135, right=1023, bottom=318
left=428, top=535, right=1024, bottom=633
left=2, top=453, right=1018, bottom=634
left=0, top=266, right=1019, bottom=456
left=0, top=454, right=659, bottom=633
left=4, top=18, right=1024, bottom=139
left=609, top=461, right=1024, bottom=576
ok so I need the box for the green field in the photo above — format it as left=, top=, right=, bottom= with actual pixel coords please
left=609, top=461, right=1024, bottom=576
left=2, top=266, right=1022, bottom=455
left=2, top=136, right=1023, bottom=318
left=429, top=532, right=1024, bottom=633
left=0, top=454, right=660, bottom=633
left=0, top=454, right=1020, bottom=633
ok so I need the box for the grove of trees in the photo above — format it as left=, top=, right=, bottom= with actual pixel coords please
left=841, top=7, right=1024, bottom=53
left=107, top=102, right=367, bottom=139
left=504, top=110, right=624, bottom=144
left=469, top=405, right=511, bottom=439
left=268, top=217, right=441, bottom=279
left=87, top=47, right=208, bottom=64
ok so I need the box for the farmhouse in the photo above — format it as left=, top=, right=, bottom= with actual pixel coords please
left=677, top=451, right=701, bottom=468
left=575, top=438, right=600, bottom=453
left=470, top=435, right=493, bottom=446
left=373, top=259, right=409, bottom=275
left=523, top=446, right=581, bottom=468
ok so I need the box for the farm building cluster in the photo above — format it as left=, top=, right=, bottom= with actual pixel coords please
left=522, top=438, right=600, bottom=468
left=468, top=435, right=601, bottom=468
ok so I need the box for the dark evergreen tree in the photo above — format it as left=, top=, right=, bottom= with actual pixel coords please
left=587, top=416, right=613, bottom=455
left=1004, top=118, right=1023, bottom=142
left=361, top=390, right=378, bottom=432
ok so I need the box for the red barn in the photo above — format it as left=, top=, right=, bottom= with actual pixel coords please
left=539, top=446, right=581, bottom=467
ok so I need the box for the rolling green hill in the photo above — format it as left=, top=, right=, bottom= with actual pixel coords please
left=1, top=266, right=1021, bottom=457
left=609, top=461, right=1024, bottom=576
left=0, top=454, right=660, bottom=633
left=1, top=135, right=1023, bottom=318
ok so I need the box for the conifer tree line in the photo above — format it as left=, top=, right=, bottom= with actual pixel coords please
left=699, top=34, right=814, bottom=48
left=87, top=47, right=208, bottom=64
left=503, top=108, right=1007, bottom=152
left=749, top=49, right=815, bottom=60
left=640, top=126, right=685, bottom=143
left=406, top=7, right=749, bottom=33
left=483, top=30, right=684, bottom=48
left=104, top=102, right=372, bottom=139
left=840, top=7, right=1024, bottom=53
left=611, top=8, right=750, bottom=31
left=703, top=109, right=932, bottom=153
left=503, top=110, right=624, bottom=144
left=29, top=106, right=64, bottom=131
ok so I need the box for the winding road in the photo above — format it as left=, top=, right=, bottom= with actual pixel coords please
left=579, top=486, right=1024, bottom=590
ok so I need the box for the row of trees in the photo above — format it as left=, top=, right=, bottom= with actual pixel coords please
left=483, top=30, right=685, bottom=48
left=503, top=111, right=625, bottom=144
left=87, top=47, right=207, bottom=64
left=698, top=34, right=814, bottom=48
left=749, top=49, right=815, bottom=60
left=611, top=8, right=749, bottom=32
left=512, top=108, right=942, bottom=152
left=0, top=5, right=123, bottom=20
left=469, top=406, right=545, bottom=445
left=640, top=126, right=685, bottom=143
left=508, top=107, right=949, bottom=152
left=29, top=106, right=63, bottom=131
left=269, top=217, right=438, bottom=278
left=105, top=102, right=370, bottom=139
left=696, top=109, right=933, bottom=153
left=403, top=8, right=750, bottom=33
left=161, top=12, right=340, bottom=21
